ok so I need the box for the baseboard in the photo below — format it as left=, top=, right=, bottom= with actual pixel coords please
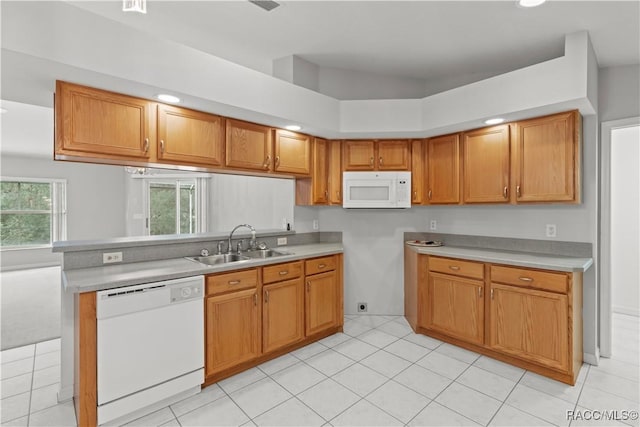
left=613, top=306, right=640, bottom=317
left=583, top=347, right=600, bottom=366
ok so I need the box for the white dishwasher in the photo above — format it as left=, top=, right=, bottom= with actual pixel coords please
left=96, top=276, right=204, bottom=425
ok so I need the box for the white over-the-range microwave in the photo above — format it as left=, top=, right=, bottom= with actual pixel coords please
left=342, top=171, right=411, bottom=209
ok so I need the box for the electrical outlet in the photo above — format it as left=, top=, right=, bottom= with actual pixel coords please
left=430, top=220, right=437, bottom=231
left=312, top=219, right=319, bottom=230
left=357, top=302, right=368, bottom=313
left=103, top=252, right=123, bottom=264
left=546, top=224, right=557, bottom=238
left=277, top=237, right=288, bottom=246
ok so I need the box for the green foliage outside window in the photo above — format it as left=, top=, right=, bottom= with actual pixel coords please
left=0, top=182, right=53, bottom=247
left=149, top=181, right=196, bottom=235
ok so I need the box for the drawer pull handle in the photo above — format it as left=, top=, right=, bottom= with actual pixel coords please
left=275, top=155, right=280, bottom=167
left=336, top=190, right=341, bottom=199
left=516, top=185, right=521, bottom=198
left=503, top=186, right=508, bottom=199
left=306, top=281, right=310, bottom=292
left=318, top=264, right=326, bottom=269
left=228, top=280, right=241, bottom=285
left=253, top=293, right=257, bottom=306
left=143, top=138, right=149, bottom=153
left=519, top=277, right=533, bottom=282
left=379, top=157, right=383, bottom=166
left=369, top=157, right=374, bottom=166
left=478, top=287, right=483, bottom=297
left=263, top=155, right=271, bottom=169
left=264, top=290, right=269, bottom=303
left=491, top=289, right=494, bottom=299
left=279, top=271, right=289, bottom=276
left=324, top=190, right=329, bottom=199
left=449, top=266, right=460, bottom=271
left=428, top=190, right=432, bottom=200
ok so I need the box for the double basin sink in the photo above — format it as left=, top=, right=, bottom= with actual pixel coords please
left=187, top=249, right=291, bottom=266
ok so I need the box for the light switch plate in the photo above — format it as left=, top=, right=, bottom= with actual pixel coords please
left=312, top=219, right=319, bottom=230
left=277, top=237, right=287, bottom=246
left=430, top=220, right=437, bottom=231
left=546, top=224, right=557, bottom=238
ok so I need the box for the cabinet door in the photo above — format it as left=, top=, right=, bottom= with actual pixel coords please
left=274, top=130, right=311, bottom=175
left=514, top=111, right=580, bottom=203
left=157, top=105, right=224, bottom=166
left=377, top=140, right=411, bottom=171
left=263, top=278, right=304, bottom=353
left=205, top=289, right=260, bottom=377
left=305, top=271, right=339, bottom=336
left=312, top=138, right=329, bottom=204
left=489, top=283, right=569, bottom=372
left=411, top=140, right=425, bottom=204
left=426, top=134, right=461, bottom=204
left=426, top=271, right=484, bottom=345
left=463, top=125, right=510, bottom=203
left=225, top=119, right=273, bottom=171
left=343, top=140, right=376, bottom=171
left=328, top=140, right=343, bottom=204
left=55, top=81, right=154, bottom=160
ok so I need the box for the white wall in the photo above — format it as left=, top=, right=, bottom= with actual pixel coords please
left=599, top=65, right=640, bottom=122
left=0, top=155, right=127, bottom=270
left=610, top=126, right=640, bottom=316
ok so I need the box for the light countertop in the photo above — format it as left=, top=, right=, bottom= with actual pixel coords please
left=406, top=244, right=592, bottom=272
left=62, top=243, right=343, bottom=293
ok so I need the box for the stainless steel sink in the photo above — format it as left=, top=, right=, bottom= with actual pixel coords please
left=186, top=253, right=250, bottom=266
left=244, top=249, right=291, bottom=259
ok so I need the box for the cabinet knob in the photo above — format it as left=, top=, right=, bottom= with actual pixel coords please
left=503, top=186, right=508, bottom=199
left=478, top=287, right=483, bottom=297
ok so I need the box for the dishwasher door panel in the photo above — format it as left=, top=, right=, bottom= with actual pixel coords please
left=97, top=298, right=204, bottom=405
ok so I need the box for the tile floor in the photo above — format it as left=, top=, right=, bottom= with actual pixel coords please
left=1, top=314, right=638, bottom=426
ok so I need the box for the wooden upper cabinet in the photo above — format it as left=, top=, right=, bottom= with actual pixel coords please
left=311, top=138, right=329, bottom=204
left=343, top=140, right=376, bottom=170
left=225, top=119, right=273, bottom=172
left=343, top=140, right=410, bottom=171
left=426, top=134, right=461, bottom=204
left=463, top=125, right=511, bottom=203
left=377, top=140, right=411, bottom=170
left=157, top=105, right=224, bottom=166
left=328, top=140, right=343, bottom=204
left=273, top=129, right=311, bottom=176
left=411, top=139, right=425, bottom=204
left=55, top=81, right=155, bottom=160
left=514, top=110, right=580, bottom=203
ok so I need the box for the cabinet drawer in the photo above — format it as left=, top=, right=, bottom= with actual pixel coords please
left=305, top=256, right=336, bottom=275
left=263, top=261, right=303, bottom=285
left=491, top=265, right=568, bottom=294
left=206, top=269, right=258, bottom=296
left=429, top=256, right=484, bottom=280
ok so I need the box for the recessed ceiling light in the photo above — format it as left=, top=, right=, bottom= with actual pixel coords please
left=518, top=0, right=546, bottom=7
left=156, top=94, right=180, bottom=103
left=484, top=118, right=505, bottom=125
left=285, top=125, right=302, bottom=131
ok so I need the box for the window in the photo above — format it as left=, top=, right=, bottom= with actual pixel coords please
left=147, top=179, right=204, bottom=235
left=0, top=178, right=67, bottom=249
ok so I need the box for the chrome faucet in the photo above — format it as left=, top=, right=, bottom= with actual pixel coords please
left=228, top=224, right=256, bottom=254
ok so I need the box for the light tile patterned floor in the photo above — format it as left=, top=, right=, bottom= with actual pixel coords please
left=1, top=314, right=638, bottom=426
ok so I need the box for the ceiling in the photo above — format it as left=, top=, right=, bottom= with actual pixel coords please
left=1, top=1, right=638, bottom=158
left=66, top=0, right=639, bottom=93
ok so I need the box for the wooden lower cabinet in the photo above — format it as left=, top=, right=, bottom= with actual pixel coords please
left=489, top=283, right=569, bottom=372
left=263, top=277, right=305, bottom=353
left=427, top=272, right=484, bottom=346
left=205, top=288, right=260, bottom=377
left=404, top=247, right=583, bottom=385
left=305, top=270, right=339, bottom=336
left=203, top=254, right=344, bottom=385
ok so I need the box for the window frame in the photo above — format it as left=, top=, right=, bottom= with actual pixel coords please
left=0, top=177, right=67, bottom=250
left=143, top=176, right=208, bottom=236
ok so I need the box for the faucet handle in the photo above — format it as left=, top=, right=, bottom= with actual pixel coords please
left=216, top=241, right=225, bottom=255
left=236, top=240, right=245, bottom=254
left=257, top=241, right=268, bottom=250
